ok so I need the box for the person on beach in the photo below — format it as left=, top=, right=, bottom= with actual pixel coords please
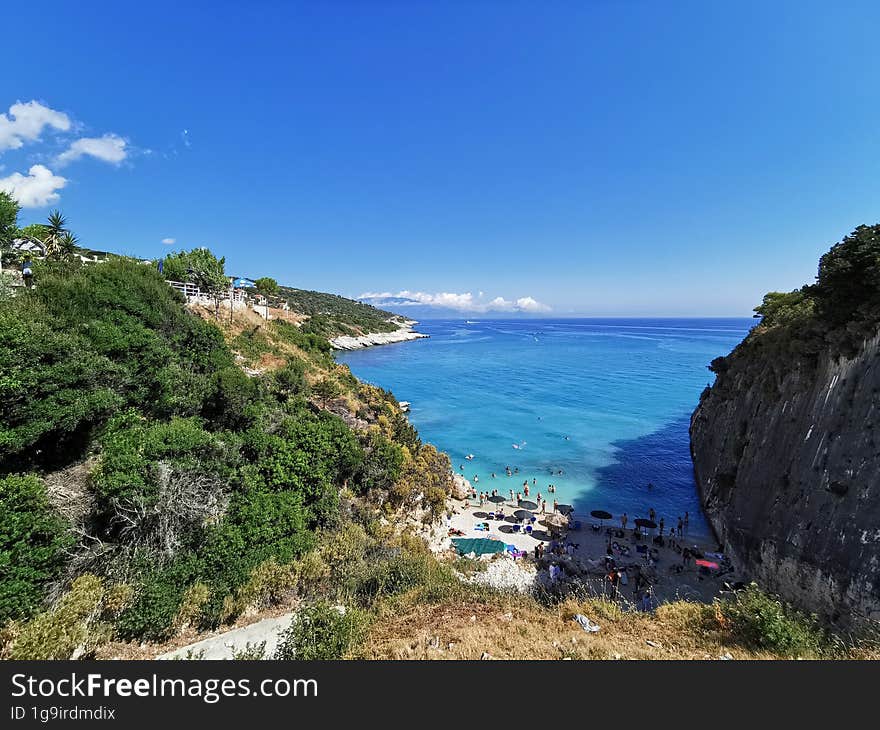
left=621, top=513, right=628, bottom=530
left=524, top=484, right=530, bottom=497
left=553, top=499, right=558, bottom=513
left=677, top=516, right=683, bottom=537
left=517, top=492, right=523, bottom=503
left=509, top=488, right=515, bottom=501
left=659, top=517, right=665, bottom=536
left=649, top=507, right=656, bottom=522
left=608, top=569, right=620, bottom=600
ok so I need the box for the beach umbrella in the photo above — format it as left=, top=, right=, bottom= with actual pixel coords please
left=590, top=509, right=612, bottom=528
left=634, top=518, right=656, bottom=530
left=488, top=494, right=506, bottom=505
left=514, top=509, right=533, bottom=522
left=518, top=499, right=538, bottom=511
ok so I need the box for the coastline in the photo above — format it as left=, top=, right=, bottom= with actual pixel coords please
left=330, top=320, right=429, bottom=350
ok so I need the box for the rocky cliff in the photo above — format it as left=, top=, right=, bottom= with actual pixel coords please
left=691, top=320, right=880, bottom=628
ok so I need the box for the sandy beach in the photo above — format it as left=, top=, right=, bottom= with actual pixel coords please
left=441, top=495, right=736, bottom=606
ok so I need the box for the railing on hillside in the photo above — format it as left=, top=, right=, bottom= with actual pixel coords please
left=166, top=280, right=201, bottom=298
left=166, top=280, right=251, bottom=304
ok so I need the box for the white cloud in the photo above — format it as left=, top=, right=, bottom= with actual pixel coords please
left=0, top=101, right=71, bottom=152
left=515, top=296, right=551, bottom=313
left=359, top=290, right=551, bottom=313
left=0, top=164, right=67, bottom=207
left=57, top=133, right=128, bottom=166
left=162, top=237, right=176, bottom=245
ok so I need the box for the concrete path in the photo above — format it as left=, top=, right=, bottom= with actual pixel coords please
left=156, top=613, right=294, bottom=660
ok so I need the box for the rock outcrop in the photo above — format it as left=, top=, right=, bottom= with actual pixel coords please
left=330, top=322, right=428, bottom=350
left=690, top=329, right=880, bottom=627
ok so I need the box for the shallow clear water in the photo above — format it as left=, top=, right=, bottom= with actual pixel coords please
left=337, top=318, right=752, bottom=539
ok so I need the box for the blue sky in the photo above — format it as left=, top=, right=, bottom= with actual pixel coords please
left=3, top=1, right=879, bottom=316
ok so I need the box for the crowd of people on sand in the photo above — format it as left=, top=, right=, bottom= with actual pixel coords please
left=450, top=471, right=730, bottom=607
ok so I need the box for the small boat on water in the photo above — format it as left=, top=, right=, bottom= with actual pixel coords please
left=398, top=401, right=410, bottom=412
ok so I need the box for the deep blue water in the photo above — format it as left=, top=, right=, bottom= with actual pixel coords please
left=337, top=318, right=752, bottom=539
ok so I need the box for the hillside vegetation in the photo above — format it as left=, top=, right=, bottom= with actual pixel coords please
left=710, top=223, right=880, bottom=378
left=277, top=285, right=403, bottom=338
left=0, top=253, right=452, bottom=658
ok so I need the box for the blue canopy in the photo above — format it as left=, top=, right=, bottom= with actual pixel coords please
left=232, top=277, right=257, bottom=288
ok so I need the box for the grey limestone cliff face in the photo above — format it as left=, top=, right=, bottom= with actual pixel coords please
left=690, top=329, right=880, bottom=627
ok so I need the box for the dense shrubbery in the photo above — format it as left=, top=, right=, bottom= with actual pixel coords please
left=0, top=475, right=72, bottom=623
left=719, top=585, right=831, bottom=657
left=274, top=601, right=366, bottom=660
left=712, top=223, right=880, bottom=377
left=0, top=253, right=453, bottom=651
left=0, top=259, right=231, bottom=469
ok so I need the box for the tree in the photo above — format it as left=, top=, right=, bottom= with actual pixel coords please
left=162, top=248, right=227, bottom=293
left=810, top=224, right=880, bottom=327
left=56, top=232, right=80, bottom=261
left=0, top=191, right=20, bottom=247
left=43, top=210, right=69, bottom=259
left=255, top=277, right=279, bottom=299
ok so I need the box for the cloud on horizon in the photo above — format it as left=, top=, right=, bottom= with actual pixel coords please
left=359, top=290, right=551, bottom=313
left=161, top=237, right=176, bottom=245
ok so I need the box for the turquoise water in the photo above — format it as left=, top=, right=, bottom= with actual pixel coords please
left=337, top=318, right=752, bottom=539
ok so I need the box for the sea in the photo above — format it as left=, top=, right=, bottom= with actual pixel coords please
left=336, top=318, right=753, bottom=540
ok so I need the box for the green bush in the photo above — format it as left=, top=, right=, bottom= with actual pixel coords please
left=0, top=259, right=231, bottom=467
left=201, top=366, right=264, bottom=430
left=0, top=474, right=72, bottom=623
left=274, top=601, right=366, bottom=660
left=346, top=548, right=435, bottom=605
left=272, top=359, right=307, bottom=399
left=116, top=555, right=201, bottom=641
left=720, top=585, right=829, bottom=657
left=356, top=433, right=405, bottom=495
left=92, top=412, right=222, bottom=506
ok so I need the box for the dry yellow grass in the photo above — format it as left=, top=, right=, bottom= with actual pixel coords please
left=360, top=594, right=827, bottom=660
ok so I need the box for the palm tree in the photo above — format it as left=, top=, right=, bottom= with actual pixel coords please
left=57, top=231, right=80, bottom=260
left=43, top=210, right=69, bottom=258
